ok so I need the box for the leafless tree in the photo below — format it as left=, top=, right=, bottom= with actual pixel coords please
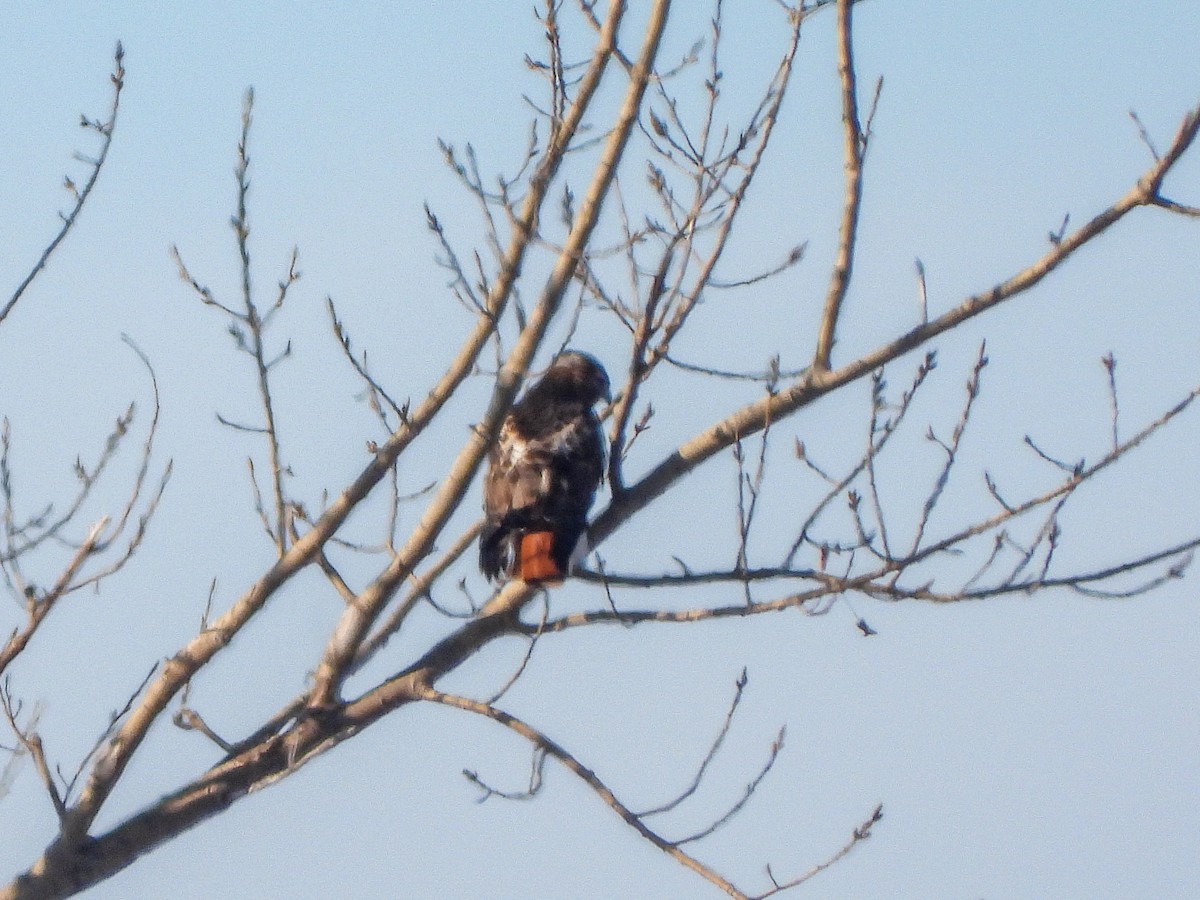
left=3, top=3, right=1199, bottom=898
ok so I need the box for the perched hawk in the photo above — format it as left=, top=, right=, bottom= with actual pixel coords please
left=480, top=351, right=610, bottom=584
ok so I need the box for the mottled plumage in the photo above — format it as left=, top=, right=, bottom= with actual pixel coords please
left=480, top=352, right=610, bottom=583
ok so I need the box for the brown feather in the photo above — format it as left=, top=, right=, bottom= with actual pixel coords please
left=480, top=352, right=609, bottom=582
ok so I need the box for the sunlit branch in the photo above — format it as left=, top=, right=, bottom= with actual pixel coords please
left=50, top=7, right=639, bottom=852
left=63, top=663, right=159, bottom=804
left=304, top=0, right=667, bottom=711
left=6, top=6, right=1199, bottom=896
left=813, top=0, right=864, bottom=370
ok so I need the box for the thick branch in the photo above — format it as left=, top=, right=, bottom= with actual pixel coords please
left=305, top=0, right=671, bottom=709
left=813, top=0, right=863, bottom=369
left=46, top=4, right=635, bottom=852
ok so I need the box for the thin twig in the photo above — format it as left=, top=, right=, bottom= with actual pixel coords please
left=673, top=726, right=785, bottom=846
left=419, top=684, right=749, bottom=899
left=639, top=668, right=749, bottom=817
left=2, top=44, right=125, bottom=327
left=756, top=804, right=883, bottom=898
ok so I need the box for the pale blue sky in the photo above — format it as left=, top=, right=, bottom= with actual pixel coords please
left=2, top=3, right=1198, bottom=898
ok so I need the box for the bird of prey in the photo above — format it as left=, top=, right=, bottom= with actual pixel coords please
left=480, top=351, right=610, bottom=584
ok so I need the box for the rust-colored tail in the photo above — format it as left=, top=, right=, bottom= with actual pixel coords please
left=518, top=531, right=564, bottom=584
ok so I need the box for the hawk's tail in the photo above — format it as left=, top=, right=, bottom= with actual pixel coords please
left=480, top=517, right=587, bottom=584
left=518, top=531, right=565, bottom=584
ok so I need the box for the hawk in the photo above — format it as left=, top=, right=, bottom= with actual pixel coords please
left=480, top=351, right=610, bottom=584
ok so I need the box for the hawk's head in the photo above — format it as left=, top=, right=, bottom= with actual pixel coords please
left=540, top=351, right=611, bottom=406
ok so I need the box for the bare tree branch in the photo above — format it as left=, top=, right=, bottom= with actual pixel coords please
left=3, top=6, right=1197, bottom=897
left=756, top=804, right=883, bottom=898
left=418, top=684, right=750, bottom=899
left=813, top=0, right=864, bottom=370
left=304, top=0, right=670, bottom=711
left=639, top=668, right=749, bottom=817
left=2, top=44, right=124, bottom=327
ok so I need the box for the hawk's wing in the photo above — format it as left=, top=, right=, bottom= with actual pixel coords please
left=480, top=409, right=604, bottom=581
